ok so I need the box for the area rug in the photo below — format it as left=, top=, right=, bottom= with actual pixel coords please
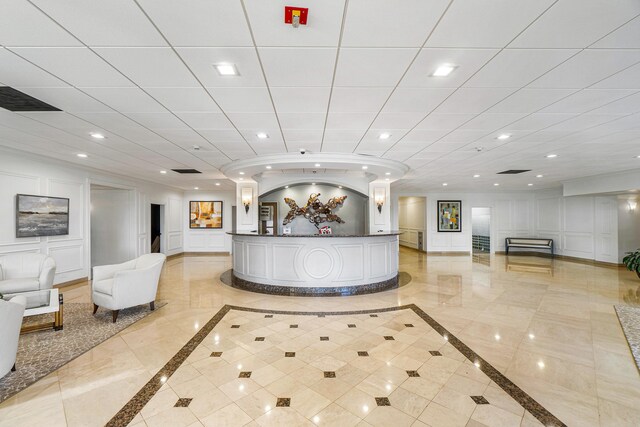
left=615, top=304, right=640, bottom=372
left=0, top=301, right=165, bottom=403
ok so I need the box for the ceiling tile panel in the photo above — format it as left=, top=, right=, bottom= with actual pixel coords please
left=31, top=0, right=165, bottom=46
left=226, top=112, right=280, bottom=129
left=329, top=87, right=393, bottom=112
left=94, top=48, right=199, bottom=87
left=510, top=0, right=640, bottom=48
left=243, top=0, right=345, bottom=47
left=270, top=87, right=330, bottom=113
left=334, top=48, right=418, bottom=87
left=278, top=113, right=326, bottom=130
left=382, top=88, right=454, bottom=114
left=425, top=0, right=556, bottom=48
left=176, top=48, right=266, bottom=87
left=0, top=1, right=81, bottom=46
left=592, top=62, right=640, bottom=89
left=592, top=16, right=640, bottom=49
left=433, top=88, right=517, bottom=114
left=464, top=49, right=579, bottom=88
left=174, top=112, right=234, bottom=130
left=322, top=130, right=366, bottom=144
left=14, top=87, right=112, bottom=112
left=539, top=89, right=637, bottom=114
left=137, top=0, right=252, bottom=47
left=488, top=89, right=577, bottom=113
left=0, top=48, right=67, bottom=87
left=82, top=88, right=166, bottom=113
left=259, top=48, right=336, bottom=87
left=414, top=114, right=476, bottom=130
left=460, top=113, right=527, bottom=131
left=370, top=113, right=425, bottom=130
left=207, top=87, right=274, bottom=113
left=124, top=112, right=190, bottom=130
left=325, top=112, right=377, bottom=129
left=342, top=0, right=449, bottom=47
left=132, top=88, right=221, bottom=113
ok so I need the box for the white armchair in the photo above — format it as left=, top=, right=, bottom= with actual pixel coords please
left=0, top=295, right=26, bottom=378
left=92, top=254, right=166, bottom=322
left=0, top=253, right=56, bottom=295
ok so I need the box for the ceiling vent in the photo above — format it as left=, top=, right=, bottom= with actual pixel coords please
left=171, top=169, right=202, bottom=174
left=0, top=87, right=61, bottom=112
left=497, top=169, right=531, bottom=175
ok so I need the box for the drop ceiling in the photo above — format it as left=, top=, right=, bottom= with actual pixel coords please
left=0, top=0, right=639, bottom=192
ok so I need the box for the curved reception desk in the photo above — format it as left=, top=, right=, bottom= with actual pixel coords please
left=228, top=232, right=400, bottom=296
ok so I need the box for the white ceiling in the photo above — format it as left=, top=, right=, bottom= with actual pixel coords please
left=0, top=0, right=639, bottom=192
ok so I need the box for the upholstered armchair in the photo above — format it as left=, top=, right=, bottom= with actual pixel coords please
left=0, top=295, right=26, bottom=378
left=0, top=253, right=56, bottom=295
left=91, top=254, right=166, bottom=322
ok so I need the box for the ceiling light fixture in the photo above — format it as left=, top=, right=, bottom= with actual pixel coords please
left=473, top=174, right=480, bottom=178
left=77, top=153, right=88, bottom=158
left=431, top=63, right=457, bottom=77
left=215, top=182, right=220, bottom=186
left=528, top=183, right=533, bottom=186
left=442, top=183, right=448, bottom=186
left=239, top=172, right=245, bottom=175
left=362, top=166, right=368, bottom=170
left=497, top=134, right=511, bottom=140
left=312, top=183, right=316, bottom=185
left=494, top=183, right=500, bottom=186
left=338, top=186, right=343, bottom=189
left=285, top=185, right=289, bottom=189
left=214, top=63, right=239, bottom=76
left=315, top=163, right=320, bottom=167
left=379, top=132, right=391, bottom=140
left=536, top=174, right=543, bottom=178
left=266, top=165, right=272, bottom=169
left=160, top=170, right=167, bottom=174
left=194, top=187, right=199, bottom=190
left=257, top=132, right=269, bottom=139
left=90, top=132, right=105, bottom=139
left=546, top=154, right=558, bottom=158
left=385, top=172, right=391, bottom=176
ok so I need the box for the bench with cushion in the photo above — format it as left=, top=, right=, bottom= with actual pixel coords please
left=505, top=238, right=554, bottom=257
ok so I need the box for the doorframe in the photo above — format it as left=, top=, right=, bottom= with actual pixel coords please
left=471, top=206, right=492, bottom=254
left=150, top=203, right=166, bottom=254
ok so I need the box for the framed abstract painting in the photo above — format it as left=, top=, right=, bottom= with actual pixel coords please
left=190, top=201, right=223, bottom=229
left=437, top=200, right=461, bottom=232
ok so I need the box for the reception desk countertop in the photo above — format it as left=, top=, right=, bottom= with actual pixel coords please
left=227, top=231, right=401, bottom=238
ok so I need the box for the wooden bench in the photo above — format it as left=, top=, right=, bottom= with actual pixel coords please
left=505, top=238, right=554, bottom=257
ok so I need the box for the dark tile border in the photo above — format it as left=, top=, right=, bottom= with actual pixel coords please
left=106, top=304, right=566, bottom=427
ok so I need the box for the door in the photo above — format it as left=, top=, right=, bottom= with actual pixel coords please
left=151, top=204, right=161, bottom=253
left=472, top=207, right=491, bottom=253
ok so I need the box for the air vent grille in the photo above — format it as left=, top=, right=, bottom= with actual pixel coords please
left=497, top=169, right=531, bottom=175
left=0, top=87, right=61, bottom=112
left=171, top=169, right=202, bottom=174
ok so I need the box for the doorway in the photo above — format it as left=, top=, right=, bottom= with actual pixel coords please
left=90, top=184, right=134, bottom=268
left=398, top=196, right=427, bottom=250
left=150, top=204, right=164, bottom=253
left=471, top=207, right=491, bottom=253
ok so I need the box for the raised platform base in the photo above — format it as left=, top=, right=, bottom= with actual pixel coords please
left=220, top=270, right=409, bottom=297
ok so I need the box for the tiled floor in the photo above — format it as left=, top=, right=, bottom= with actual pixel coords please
left=1, top=250, right=640, bottom=426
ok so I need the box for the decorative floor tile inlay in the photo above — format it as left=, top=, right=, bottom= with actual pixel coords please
left=375, top=397, right=391, bottom=406
left=106, top=304, right=567, bottom=427
left=276, top=397, right=291, bottom=407
left=173, top=398, right=192, bottom=407
left=347, top=324, right=356, bottom=328
left=264, top=315, right=273, bottom=318
left=471, top=396, right=490, bottom=405
left=254, top=336, right=265, bottom=341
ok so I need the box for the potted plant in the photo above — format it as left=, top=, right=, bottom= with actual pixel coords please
left=623, top=249, right=640, bottom=279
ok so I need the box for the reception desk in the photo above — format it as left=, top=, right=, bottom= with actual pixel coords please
left=227, top=232, right=400, bottom=296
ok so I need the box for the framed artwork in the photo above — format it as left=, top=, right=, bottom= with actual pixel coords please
left=16, top=194, right=70, bottom=237
left=190, top=201, right=223, bottom=229
left=437, top=200, right=461, bottom=232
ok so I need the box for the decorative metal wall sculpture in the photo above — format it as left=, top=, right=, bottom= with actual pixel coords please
left=283, top=193, right=347, bottom=229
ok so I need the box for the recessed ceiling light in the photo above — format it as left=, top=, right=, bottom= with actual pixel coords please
left=315, top=163, right=320, bottom=167
left=497, top=134, right=511, bottom=140
left=214, top=63, right=239, bottom=76
left=285, top=185, right=289, bottom=189
left=90, top=132, right=105, bottom=139
left=362, top=166, right=368, bottom=170
left=194, top=187, right=199, bottom=190
left=546, top=154, right=558, bottom=158
left=77, top=153, right=88, bottom=158
left=385, top=172, right=391, bottom=176
left=636, top=155, right=640, bottom=158
left=431, top=63, right=457, bottom=77
left=256, top=132, right=269, bottom=139
left=442, top=183, right=448, bottom=186
left=239, top=178, right=243, bottom=181
left=473, top=174, right=480, bottom=178
left=239, top=172, right=245, bottom=175
left=266, top=165, right=272, bottom=169
left=339, top=186, right=343, bottom=189
left=528, top=183, right=533, bottom=186
left=385, top=178, right=390, bottom=181
left=379, top=132, right=391, bottom=140
left=215, top=182, right=220, bottom=186
left=494, top=183, right=500, bottom=186
left=192, top=145, right=200, bottom=151
left=312, top=183, right=316, bottom=185
left=536, top=174, right=543, bottom=178
left=160, top=170, right=167, bottom=174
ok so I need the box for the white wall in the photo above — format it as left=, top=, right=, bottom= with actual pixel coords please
left=183, top=190, right=235, bottom=253
left=0, top=147, right=184, bottom=285
left=617, top=198, right=640, bottom=262
left=90, top=188, right=134, bottom=267
left=398, top=196, right=426, bottom=249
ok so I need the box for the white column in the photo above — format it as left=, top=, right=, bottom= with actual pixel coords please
left=236, top=181, right=259, bottom=232
left=369, top=181, right=391, bottom=233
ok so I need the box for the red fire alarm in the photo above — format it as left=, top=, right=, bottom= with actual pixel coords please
left=284, top=6, right=308, bottom=27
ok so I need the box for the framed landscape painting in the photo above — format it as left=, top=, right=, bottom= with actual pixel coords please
left=438, top=200, right=461, bottom=232
left=16, top=194, right=70, bottom=237
left=190, top=201, right=223, bottom=229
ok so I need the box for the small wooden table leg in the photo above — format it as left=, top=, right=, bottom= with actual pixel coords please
left=54, top=293, right=63, bottom=331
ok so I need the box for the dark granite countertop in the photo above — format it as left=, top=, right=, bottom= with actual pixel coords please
left=227, top=231, right=402, bottom=238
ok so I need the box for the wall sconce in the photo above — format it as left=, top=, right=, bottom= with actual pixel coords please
left=374, top=187, right=385, bottom=214
left=628, top=200, right=637, bottom=212
left=241, top=188, right=252, bottom=214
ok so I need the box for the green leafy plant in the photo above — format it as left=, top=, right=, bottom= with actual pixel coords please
left=623, top=249, right=640, bottom=278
